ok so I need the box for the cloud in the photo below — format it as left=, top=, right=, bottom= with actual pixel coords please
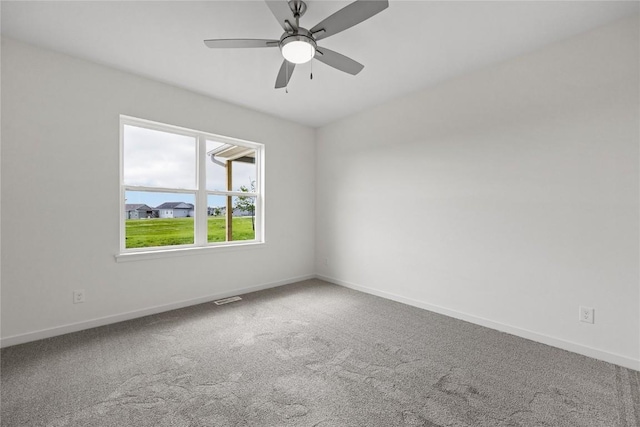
left=124, top=125, right=256, bottom=195
left=124, top=125, right=196, bottom=189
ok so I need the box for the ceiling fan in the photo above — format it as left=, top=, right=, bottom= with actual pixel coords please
left=204, top=0, right=389, bottom=89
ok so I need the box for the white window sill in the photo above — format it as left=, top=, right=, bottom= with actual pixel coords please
left=115, top=241, right=265, bottom=263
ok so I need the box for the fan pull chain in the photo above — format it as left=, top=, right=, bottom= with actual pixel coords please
left=285, top=60, right=289, bottom=93
left=310, top=44, right=314, bottom=80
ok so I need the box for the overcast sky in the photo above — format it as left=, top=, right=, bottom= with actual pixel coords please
left=123, top=125, right=255, bottom=208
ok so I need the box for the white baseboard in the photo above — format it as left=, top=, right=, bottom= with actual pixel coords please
left=317, top=274, right=640, bottom=371
left=0, top=274, right=316, bottom=348
left=4, top=273, right=638, bottom=371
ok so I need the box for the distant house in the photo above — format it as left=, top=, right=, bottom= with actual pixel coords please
left=156, top=202, right=194, bottom=218
left=207, top=206, right=252, bottom=217
left=125, top=204, right=155, bottom=219
left=233, top=208, right=253, bottom=217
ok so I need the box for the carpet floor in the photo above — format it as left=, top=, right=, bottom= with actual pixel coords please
left=1, top=279, right=638, bottom=426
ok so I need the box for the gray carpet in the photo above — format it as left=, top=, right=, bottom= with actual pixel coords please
left=1, top=279, right=638, bottom=426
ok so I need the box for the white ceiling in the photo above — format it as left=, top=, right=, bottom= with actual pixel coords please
left=2, top=1, right=638, bottom=128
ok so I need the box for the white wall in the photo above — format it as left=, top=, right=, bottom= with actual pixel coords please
left=316, top=16, right=639, bottom=369
left=1, top=38, right=316, bottom=344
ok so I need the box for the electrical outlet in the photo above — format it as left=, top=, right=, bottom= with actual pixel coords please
left=73, top=289, right=85, bottom=304
left=579, top=306, right=594, bottom=324
left=323, top=257, right=329, bottom=267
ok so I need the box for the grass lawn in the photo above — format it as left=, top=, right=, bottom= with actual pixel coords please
left=125, top=217, right=255, bottom=248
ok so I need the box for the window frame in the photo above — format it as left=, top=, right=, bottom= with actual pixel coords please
left=118, top=115, right=264, bottom=258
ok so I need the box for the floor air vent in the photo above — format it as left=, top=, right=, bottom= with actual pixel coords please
left=213, top=296, right=242, bottom=305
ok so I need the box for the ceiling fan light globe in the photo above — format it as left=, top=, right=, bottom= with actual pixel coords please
left=282, top=41, right=315, bottom=64
left=279, top=31, right=317, bottom=65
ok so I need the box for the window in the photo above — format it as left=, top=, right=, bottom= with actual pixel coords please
left=120, top=116, right=263, bottom=254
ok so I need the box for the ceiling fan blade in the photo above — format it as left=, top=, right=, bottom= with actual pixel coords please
left=315, top=47, right=364, bottom=75
left=204, top=39, right=279, bottom=48
left=310, top=0, right=388, bottom=41
left=265, top=1, right=298, bottom=32
left=275, top=59, right=296, bottom=89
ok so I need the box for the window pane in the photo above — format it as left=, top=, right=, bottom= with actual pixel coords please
left=125, top=191, right=195, bottom=248
left=206, top=140, right=256, bottom=192
left=231, top=195, right=256, bottom=241
left=207, top=195, right=227, bottom=243
left=124, top=125, right=196, bottom=189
